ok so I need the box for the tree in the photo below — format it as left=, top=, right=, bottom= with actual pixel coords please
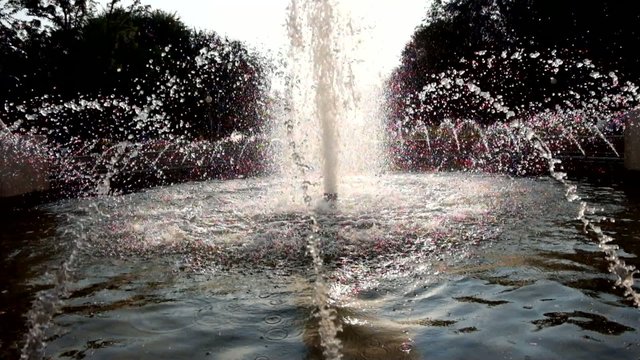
left=388, top=0, right=640, bottom=129
left=0, top=2, right=23, bottom=96
left=1, top=0, right=269, bottom=143
left=8, top=0, right=95, bottom=32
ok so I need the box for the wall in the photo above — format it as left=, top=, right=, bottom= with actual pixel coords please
left=625, top=110, right=640, bottom=171
left=0, top=133, right=50, bottom=198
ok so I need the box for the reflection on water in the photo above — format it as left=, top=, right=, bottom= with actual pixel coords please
left=0, top=208, right=58, bottom=359
left=532, top=311, right=635, bottom=335
left=2, top=173, right=640, bottom=359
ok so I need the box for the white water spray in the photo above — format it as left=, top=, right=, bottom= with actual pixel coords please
left=278, top=0, right=384, bottom=202
left=311, top=0, right=340, bottom=197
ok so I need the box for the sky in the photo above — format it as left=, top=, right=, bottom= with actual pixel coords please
left=103, top=0, right=430, bottom=78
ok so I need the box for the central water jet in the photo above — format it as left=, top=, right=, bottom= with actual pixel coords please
left=283, top=0, right=381, bottom=204
left=312, top=0, right=339, bottom=201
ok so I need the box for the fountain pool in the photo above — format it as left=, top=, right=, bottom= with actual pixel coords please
left=2, top=0, right=640, bottom=359
left=2, top=173, right=639, bottom=359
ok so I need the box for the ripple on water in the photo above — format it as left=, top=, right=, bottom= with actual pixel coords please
left=195, top=305, right=228, bottom=327
left=129, top=300, right=200, bottom=334
left=274, top=315, right=306, bottom=339
left=264, top=315, right=282, bottom=325
left=264, top=328, right=289, bottom=341
left=268, top=298, right=286, bottom=306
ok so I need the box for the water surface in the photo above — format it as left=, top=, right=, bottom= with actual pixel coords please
left=1, top=173, right=639, bottom=359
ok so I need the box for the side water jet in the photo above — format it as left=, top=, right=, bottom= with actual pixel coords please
left=516, top=122, right=640, bottom=306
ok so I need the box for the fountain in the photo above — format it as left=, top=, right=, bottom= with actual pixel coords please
left=1, top=1, right=640, bottom=360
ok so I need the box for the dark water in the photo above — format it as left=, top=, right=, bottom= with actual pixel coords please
left=1, top=173, right=639, bottom=359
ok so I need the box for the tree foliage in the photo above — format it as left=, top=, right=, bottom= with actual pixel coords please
left=0, top=0, right=269, bottom=142
left=388, top=0, right=640, bottom=128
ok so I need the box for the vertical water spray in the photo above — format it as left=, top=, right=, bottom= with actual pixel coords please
left=283, top=1, right=353, bottom=357
left=311, top=0, right=339, bottom=200
left=280, top=0, right=380, bottom=202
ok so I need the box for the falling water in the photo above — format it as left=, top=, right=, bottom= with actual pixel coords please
left=311, top=0, right=340, bottom=198
left=278, top=0, right=383, bottom=202
left=440, top=119, right=461, bottom=151
left=589, top=122, right=621, bottom=157
left=391, top=52, right=640, bottom=305
left=520, top=123, right=640, bottom=306
left=559, top=124, right=587, bottom=156
left=461, top=119, right=490, bottom=153
left=420, top=123, right=432, bottom=153
left=5, top=2, right=640, bottom=359
left=282, top=0, right=361, bottom=357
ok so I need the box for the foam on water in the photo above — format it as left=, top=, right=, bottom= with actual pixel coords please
left=45, top=174, right=530, bottom=279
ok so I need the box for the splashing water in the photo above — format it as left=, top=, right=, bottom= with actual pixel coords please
left=310, top=0, right=340, bottom=197
left=4, top=2, right=640, bottom=360
left=387, top=47, right=640, bottom=305
left=517, top=122, right=640, bottom=306
left=275, top=0, right=384, bottom=198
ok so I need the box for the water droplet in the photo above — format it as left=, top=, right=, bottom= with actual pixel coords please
left=399, top=342, right=413, bottom=353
